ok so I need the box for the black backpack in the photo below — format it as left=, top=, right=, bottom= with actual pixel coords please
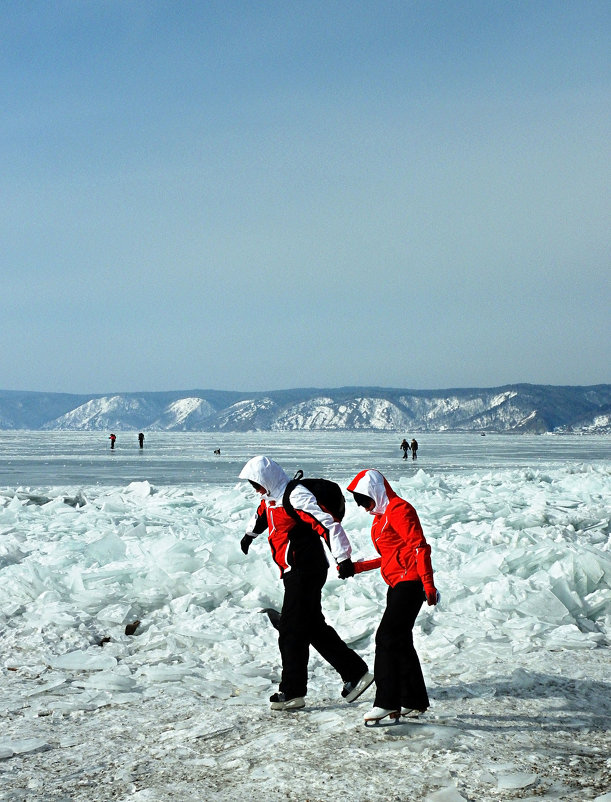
left=282, top=470, right=346, bottom=523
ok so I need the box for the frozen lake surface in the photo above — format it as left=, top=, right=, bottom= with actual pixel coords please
left=0, top=432, right=609, bottom=801
left=1, top=430, right=610, bottom=488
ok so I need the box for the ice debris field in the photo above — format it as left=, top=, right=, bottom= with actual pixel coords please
left=0, top=432, right=609, bottom=801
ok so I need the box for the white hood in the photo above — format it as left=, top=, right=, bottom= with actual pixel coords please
left=239, top=456, right=290, bottom=502
left=347, top=468, right=394, bottom=515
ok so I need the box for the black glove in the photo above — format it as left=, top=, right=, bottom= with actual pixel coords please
left=240, top=533, right=255, bottom=555
left=337, top=559, right=355, bottom=579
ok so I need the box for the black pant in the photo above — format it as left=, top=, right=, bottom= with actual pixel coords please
left=373, top=580, right=429, bottom=710
left=278, top=567, right=368, bottom=698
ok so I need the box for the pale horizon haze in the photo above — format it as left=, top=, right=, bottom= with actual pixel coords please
left=3, top=1, right=610, bottom=395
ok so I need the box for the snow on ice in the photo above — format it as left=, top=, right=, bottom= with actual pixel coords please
left=0, top=432, right=609, bottom=801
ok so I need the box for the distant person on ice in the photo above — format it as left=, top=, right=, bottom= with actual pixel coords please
left=239, top=456, right=373, bottom=712
left=347, top=469, right=438, bottom=725
left=400, top=439, right=409, bottom=459
left=138, top=433, right=144, bottom=449
left=410, top=438, right=418, bottom=460
left=109, top=433, right=116, bottom=450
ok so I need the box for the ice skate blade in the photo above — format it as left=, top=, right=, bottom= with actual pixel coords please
left=364, top=711, right=401, bottom=727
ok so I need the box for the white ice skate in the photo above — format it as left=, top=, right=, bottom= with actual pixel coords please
left=400, top=707, right=427, bottom=718
left=363, top=706, right=400, bottom=726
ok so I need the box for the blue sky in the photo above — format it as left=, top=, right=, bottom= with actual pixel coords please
left=3, top=1, right=609, bottom=393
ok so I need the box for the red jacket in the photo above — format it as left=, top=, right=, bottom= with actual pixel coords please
left=347, top=469, right=435, bottom=592
left=251, top=498, right=338, bottom=576
left=240, top=456, right=352, bottom=577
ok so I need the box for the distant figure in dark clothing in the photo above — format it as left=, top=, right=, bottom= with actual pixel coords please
left=109, top=433, right=116, bottom=450
left=410, top=439, right=418, bottom=460
left=214, top=448, right=221, bottom=455
left=138, top=433, right=144, bottom=449
left=400, top=439, right=409, bottom=459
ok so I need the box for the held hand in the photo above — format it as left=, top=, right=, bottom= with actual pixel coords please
left=337, top=559, right=355, bottom=579
left=240, top=533, right=255, bottom=555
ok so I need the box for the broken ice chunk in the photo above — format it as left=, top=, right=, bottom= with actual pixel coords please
left=50, top=650, right=117, bottom=671
left=0, top=738, right=50, bottom=759
left=496, top=772, right=537, bottom=790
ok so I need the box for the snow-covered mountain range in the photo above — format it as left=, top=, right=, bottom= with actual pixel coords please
left=0, top=385, right=609, bottom=433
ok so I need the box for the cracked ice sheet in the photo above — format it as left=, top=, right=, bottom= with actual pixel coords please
left=0, top=432, right=609, bottom=800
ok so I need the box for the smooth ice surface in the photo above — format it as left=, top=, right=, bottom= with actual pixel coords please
left=0, top=431, right=609, bottom=801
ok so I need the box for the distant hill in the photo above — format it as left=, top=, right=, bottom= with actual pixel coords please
left=0, top=385, right=609, bottom=433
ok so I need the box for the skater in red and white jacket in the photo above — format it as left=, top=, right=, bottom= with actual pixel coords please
left=347, top=469, right=438, bottom=725
left=240, top=456, right=373, bottom=712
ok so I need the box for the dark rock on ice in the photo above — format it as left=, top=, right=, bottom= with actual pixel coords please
left=124, top=620, right=141, bottom=636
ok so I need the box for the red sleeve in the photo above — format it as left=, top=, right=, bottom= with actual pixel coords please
left=354, top=558, right=382, bottom=574
left=388, top=500, right=435, bottom=591
left=415, top=544, right=435, bottom=592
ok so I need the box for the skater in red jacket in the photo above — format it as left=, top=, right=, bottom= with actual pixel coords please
left=347, top=469, right=438, bottom=725
left=240, top=456, right=373, bottom=712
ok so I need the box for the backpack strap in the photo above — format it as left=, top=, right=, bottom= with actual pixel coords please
left=282, top=470, right=304, bottom=524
